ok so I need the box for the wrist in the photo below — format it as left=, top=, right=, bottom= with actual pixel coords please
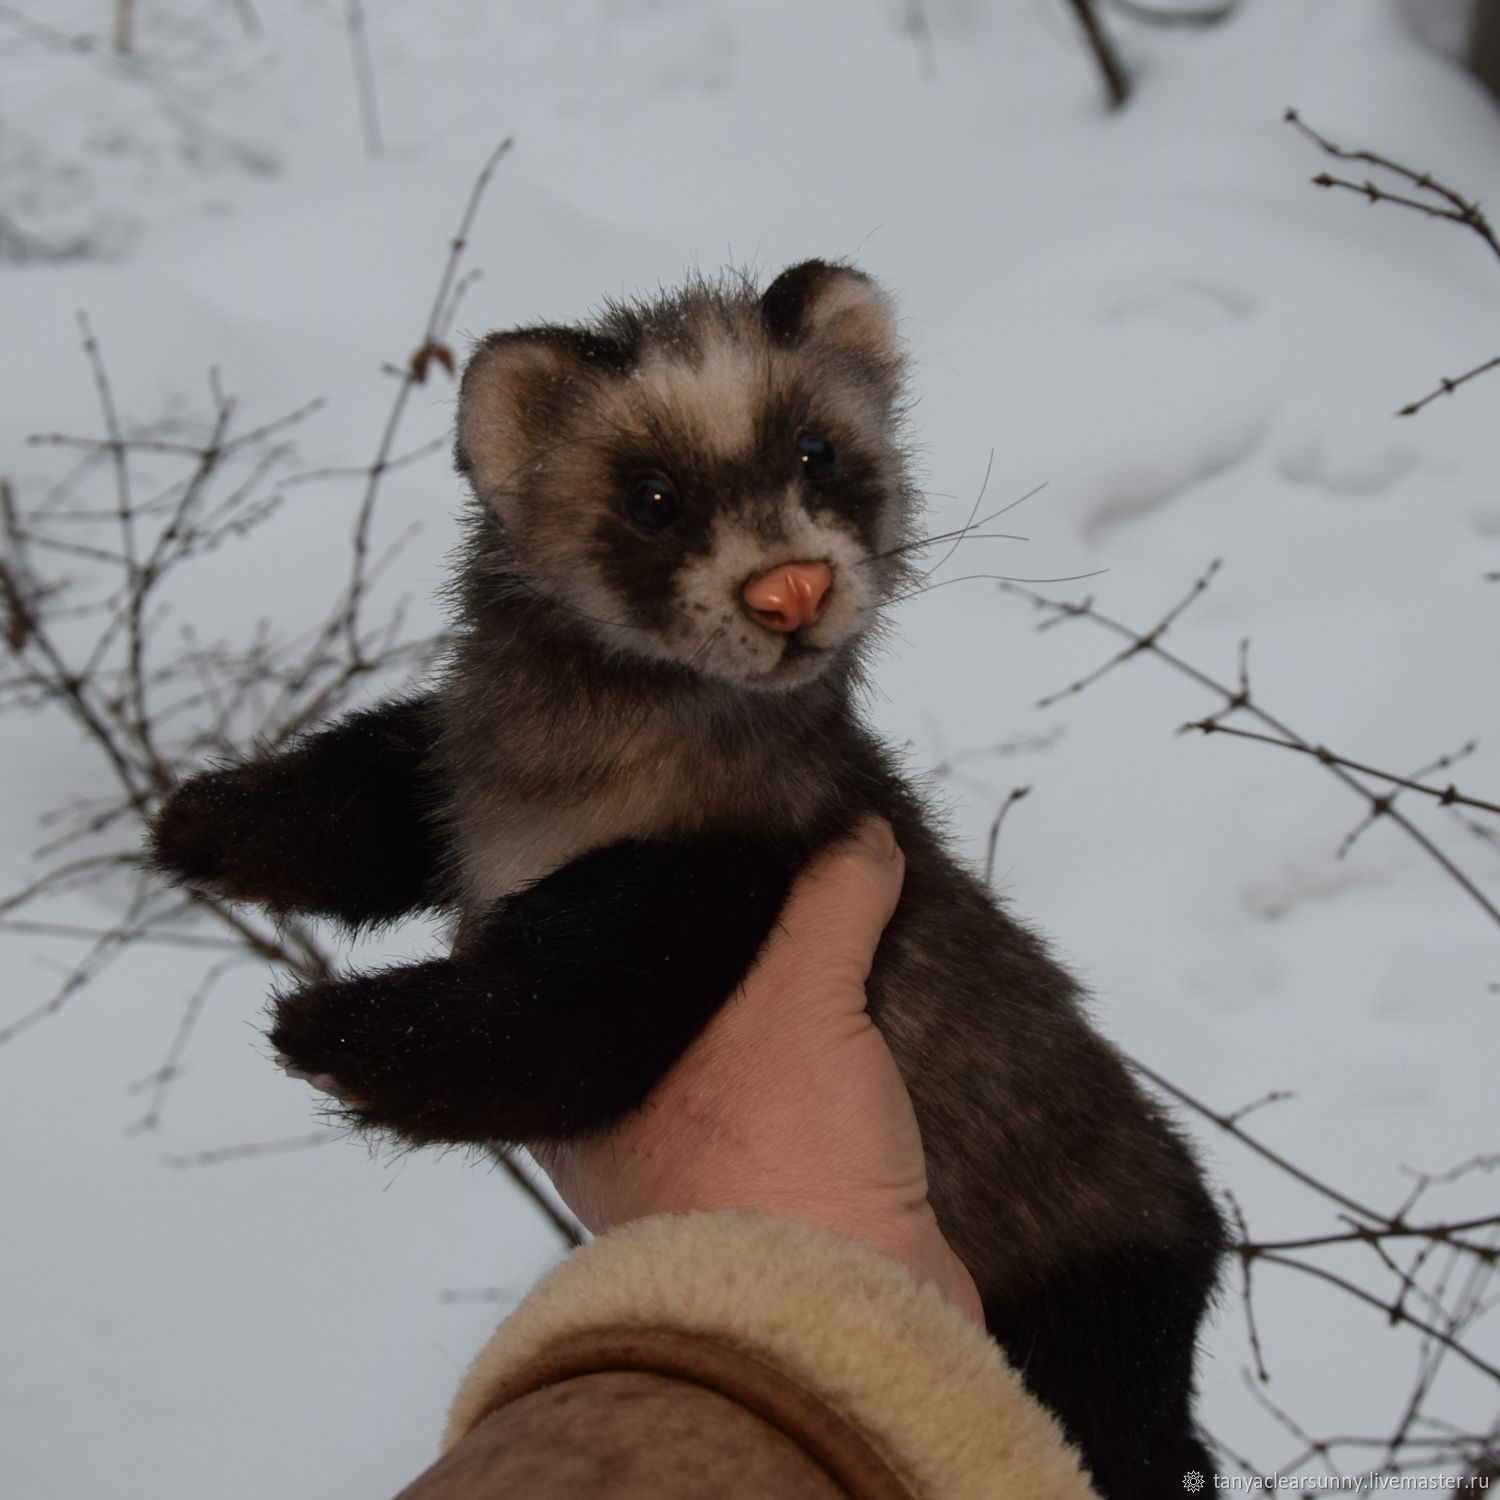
left=745, top=1196, right=982, bottom=1325
left=860, top=1207, right=984, bottom=1325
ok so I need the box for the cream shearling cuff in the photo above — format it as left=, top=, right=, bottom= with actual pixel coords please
left=446, top=1209, right=1098, bottom=1500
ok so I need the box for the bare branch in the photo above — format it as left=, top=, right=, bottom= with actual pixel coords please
left=486, top=1147, right=584, bottom=1250
left=127, top=955, right=248, bottom=1132
left=983, top=785, right=1031, bottom=887
left=1007, top=566, right=1500, bottom=929
left=1398, top=354, right=1500, bottom=419
left=1284, top=111, right=1500, bottom=255
left=1064, top=0, right=1130, bottom=108
left=166, top=1130, right=338, bottom=1169
left=343, top=0, right=382, bottom=157
left=1178, top=724, right=1499, bottom=819
left=1286, top=110, right=1500, bottom=417
left=1255, top=1252, right=1500, bottom=1384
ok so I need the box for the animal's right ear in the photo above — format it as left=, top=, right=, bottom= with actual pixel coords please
left=455, top=327, right=626, bottom=499
left=759, top=260, right=897, bottom=368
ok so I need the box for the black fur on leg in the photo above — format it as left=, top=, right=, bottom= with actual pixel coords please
left=983, top=1244, right=1223, bottom=1500
left=147, top=695, right=444, bottom=928
left=267, top=835, right=803, bottom=1146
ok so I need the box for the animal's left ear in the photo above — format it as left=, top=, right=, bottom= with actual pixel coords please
left=759, top=260, right=898, bottom=368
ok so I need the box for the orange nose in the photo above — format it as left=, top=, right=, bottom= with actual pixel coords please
left=741, top=561, right=833, bottom=633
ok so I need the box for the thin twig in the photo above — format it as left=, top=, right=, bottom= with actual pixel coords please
left=113, top=0, right=137, bottom=56
left=344, top=0, right=382, bottom=157
left=1285, top=110, right=1500, bottom=262
left=1286, top=109, right=1500, bottom=418
left=335, top=138, right=512, bottom=663
left=983, top=786, right=1031, bottom=886
left=1398, top=354, right=1500, bottom=419
left=488, top=1147, right=584, bottom=1249
left=1178, top=724, right=1499, bottom=819
left=1256, top=1253, right=1500, bottom=1383
left=128, top=955, right=247, bottom=1132
left=166, top=1131, right=337, bottom=1168
left=1007, top=564, right=1500, bottom=929
left=1064, top=0, right=1130, bottom=108
left=1226, top=1192, right=1273, bottom=1383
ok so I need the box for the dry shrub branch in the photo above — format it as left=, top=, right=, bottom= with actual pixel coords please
left=1287, top=109, right=1500, bottom=419
left=0, top=138, right=576, bottom=1242
left=1001, top=565, right=1499, bottom=1484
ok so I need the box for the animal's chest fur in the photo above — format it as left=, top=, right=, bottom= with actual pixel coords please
left=453, top=785, right=679, bottom=911
left=441, top=689, right=834, bottom=916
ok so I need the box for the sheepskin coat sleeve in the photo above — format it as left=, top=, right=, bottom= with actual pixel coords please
left=393, top=1209, right=1099, bottom=1499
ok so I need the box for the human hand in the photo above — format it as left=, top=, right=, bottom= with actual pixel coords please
left=533, top=819, right=983, bottom=1322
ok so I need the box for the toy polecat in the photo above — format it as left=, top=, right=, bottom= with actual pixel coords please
left=150, top=260, right=1225, bottom=1499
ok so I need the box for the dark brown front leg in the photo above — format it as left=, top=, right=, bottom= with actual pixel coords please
left=149, top=695, right=443, bottom=929
left=268, top=835, right=804, bottom=1146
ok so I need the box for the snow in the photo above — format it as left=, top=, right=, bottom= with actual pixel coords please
left=3, top=1, right=1497, bottom=1494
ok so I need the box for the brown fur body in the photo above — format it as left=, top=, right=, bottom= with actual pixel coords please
left=440, top=557, right=1220, bottom=1299
left=151, top=262, right=1225, bottom=1498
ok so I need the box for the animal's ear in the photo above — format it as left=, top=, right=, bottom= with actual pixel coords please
left=455, top=326, right=628, bottom=497
left=759, top=260, right=897, bottom=366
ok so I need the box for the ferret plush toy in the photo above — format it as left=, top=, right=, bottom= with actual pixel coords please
left=151, top=260, right=1225, bottom=1499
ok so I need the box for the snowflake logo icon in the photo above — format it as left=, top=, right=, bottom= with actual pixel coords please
left=1182, top=1473, right=1206, bottom=1494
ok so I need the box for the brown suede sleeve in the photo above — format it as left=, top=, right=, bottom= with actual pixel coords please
left=431, top=1212, right=1098, bottom=1500
left=393, top=1332, right=911, bottom=1499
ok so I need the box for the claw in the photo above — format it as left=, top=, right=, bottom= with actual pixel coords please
left=274, top=1052, right=370, bottom=1110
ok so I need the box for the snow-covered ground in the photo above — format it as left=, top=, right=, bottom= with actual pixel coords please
left=3, top=1, right=1497, bottom=1495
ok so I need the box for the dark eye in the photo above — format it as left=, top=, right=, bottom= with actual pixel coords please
left=625, top=474, right=677, bottom=532
left=796, top=432, right=836, bottom=481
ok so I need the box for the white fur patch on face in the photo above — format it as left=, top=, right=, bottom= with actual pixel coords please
left=659, top=487, right=878, bottom=691
left=631, top=329, right=759, bottom=462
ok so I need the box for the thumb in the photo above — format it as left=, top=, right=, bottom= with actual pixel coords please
left=749, top=819, right=905, bottom=1003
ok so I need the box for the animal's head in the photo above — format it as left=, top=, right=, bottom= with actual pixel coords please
left=455, top=260, right=919, bottom=691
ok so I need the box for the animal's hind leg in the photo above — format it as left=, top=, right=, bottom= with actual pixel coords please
left=982, top=1245, right=1221, bottom=1500
left=268, top=835, right=800, bottom=1147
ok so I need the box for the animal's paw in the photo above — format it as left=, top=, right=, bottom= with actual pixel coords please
left=266, top=974, right=389, bottom=1124
left=264, top=962, right=483, bottom=1145
left=263, top=941, right=614, bottom=1147
left=148, top=768, right=271, bottom=903
left=274, top=1053, right=369, bottom=1110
